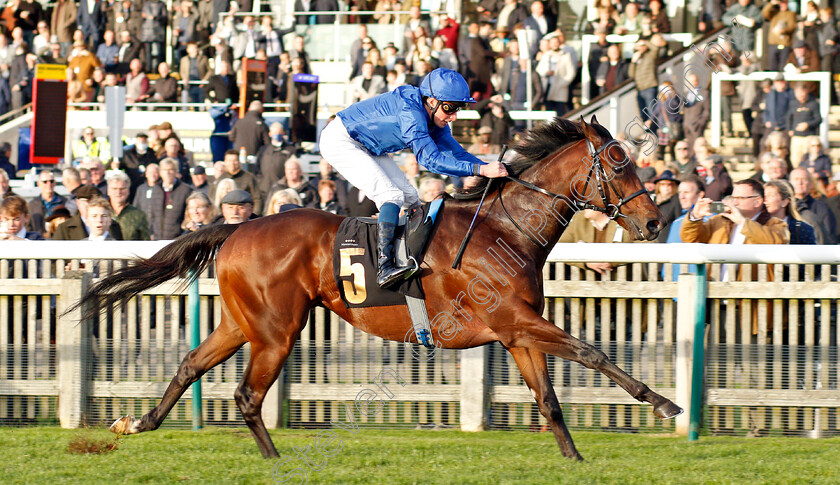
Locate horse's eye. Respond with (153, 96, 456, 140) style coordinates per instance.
(613, 163, 623, 174)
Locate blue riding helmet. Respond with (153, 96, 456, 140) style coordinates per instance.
(419, 68, 476, 104)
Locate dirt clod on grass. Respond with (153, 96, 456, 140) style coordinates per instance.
(66, 434, 120, 455)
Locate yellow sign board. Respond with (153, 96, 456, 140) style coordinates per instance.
(36, 64, 67, 80)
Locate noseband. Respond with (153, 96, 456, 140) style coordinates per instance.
(499, 137, 649, 246)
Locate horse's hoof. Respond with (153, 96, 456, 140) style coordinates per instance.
(653, 401, 684, 420)
(110, 416, 138, 435)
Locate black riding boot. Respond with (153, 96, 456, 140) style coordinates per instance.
(377, 221, 414, 289)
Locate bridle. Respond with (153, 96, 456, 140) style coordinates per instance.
(499, 137, 649, 246)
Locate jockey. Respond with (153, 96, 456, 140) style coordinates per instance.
(321, 67, 508, 289)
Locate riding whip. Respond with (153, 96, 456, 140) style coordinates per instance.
(451, 145, 508, 269)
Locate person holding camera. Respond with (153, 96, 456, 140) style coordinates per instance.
(681, 179, 789, 280)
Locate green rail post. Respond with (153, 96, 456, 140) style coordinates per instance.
(688, 263, 707, 441)
(188, 271, 202, 431)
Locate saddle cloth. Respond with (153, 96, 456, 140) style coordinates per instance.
(333, 199, 443, 308)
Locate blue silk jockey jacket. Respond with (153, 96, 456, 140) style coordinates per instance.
(336, 85, 485, 178)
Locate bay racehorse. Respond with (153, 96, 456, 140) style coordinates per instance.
(74, 117, 682, 461)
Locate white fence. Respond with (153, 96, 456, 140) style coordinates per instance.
(0, 241, 838, 437)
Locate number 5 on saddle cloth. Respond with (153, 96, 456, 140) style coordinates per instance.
(332, 199, 444, 347)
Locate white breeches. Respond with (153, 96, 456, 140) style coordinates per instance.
(319, 117, 419, 210)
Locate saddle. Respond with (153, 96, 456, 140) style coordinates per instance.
(333, 199, 443, 347)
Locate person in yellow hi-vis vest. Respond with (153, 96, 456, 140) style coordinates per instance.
(71, 127, 111, 165)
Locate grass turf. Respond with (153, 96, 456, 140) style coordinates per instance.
(1, 427, 838, 484)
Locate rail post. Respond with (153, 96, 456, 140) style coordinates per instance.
(57, 271, 91, 428)
(188, 271, 202, 430)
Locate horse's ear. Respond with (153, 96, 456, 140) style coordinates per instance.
(590, 115, 600, 126)
(579, 115, 599, 145)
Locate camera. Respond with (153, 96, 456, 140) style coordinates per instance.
(709, 201, 726, 214)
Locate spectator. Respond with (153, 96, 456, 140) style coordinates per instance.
(190, 165, 210, 195)
(255, 122, 294, 199)
(52, 185, 124, 240)
(498, 0, 528, 34)
(61, 167, 82, 214)
(83, 196, 117, 241)
(787, 83, 821, 166)
(229, 100, 271, 156)
(232, 15, 258, 60)
(204, 60, 237, 102)
(141, 61, 178, 103)
(763, 0, 796, 71)
(180, 42, 210, 104)
(77, 0, 105, 49)
(615, 2, 648, 35)
(32, 21, 51, 56)
(265, 188, 302, 215)
(789, 167, 837, 244)
(464, 21, 494, 97)
(558, 209, 637, 275)
(67, 41, 101, 90)
(257, 15, 294, 78)
(751, 153, 788, 182)
(96, 30, 119, 71)
(349, 34, 375, 79)
(587, 27, 610, 97)
(418, 176, 446, 202)
(146, 158, 191, 240)
(317, 180, 344, 215)
(722, 0, 762, 53)
(764, 179, 817, 244)
(0, 142, 15, 178)
(0, 168, 17, 198)
(211, 37, 233, 75)
(737, 53, 759, 139)
(171, 0, 198, 65)
(648, 0, 671, 34)
(0, 195, 42, 240)
(116, 30, 146, 75)
(267, 158, 318, 208)
(692, 137, 732, 201)
(107, 171, 150, 241)
(798, 136, 831, 180)
(213, 148, 261, 213)
(82, 158, 108, 193)
(430, 37, 458, 73)
(213, 177, 236, 211)
(350, 61, 386, 103)
(595, 44, 629, 97)
(44, 206, 71, 239)
(401, 154, 422, 189)
(403, 6, 431, 51)
(216, 189, 256, 224)
(522, 1, 550, 58)
(373, 0, 401, 25)
(308, 157, 348, 210)
(113, 0, 143, 42)
(66, 66, 87, 104)
(41, 42, 65, 64)
(28, 169, 66, 234)
(673, 140, 695, 175)
(536, 35, 575, 116)
(681, 179, 789, 284)
(784, 40, 820, 74)
(124, 58, 149, 103)
(764, 75, 792, 133)
(79, 167, 91, 186)
(141, 0, 167, 72)
(158, 136, 191, 180)
(288, 35, 311, 74)
(649, 83, 683, 160)
(665, 175, 707, 245)
(653, 170, 682, 242)
(346, 185, 377, 217)
(51, 0, 79, 50)
(468, 126, 501, 156)
(121, 133, 157, 198)
(181, 191, 215, 234)
(477, 94, 514, 146)
(817, 7, 839, 76)
(629, 35, 662, 124)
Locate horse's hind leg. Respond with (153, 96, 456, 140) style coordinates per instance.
(111, 313, 247, 435)
(234, 330, 302, 458)
(503, 306, 682, 419)
(508, 347, 583, 461)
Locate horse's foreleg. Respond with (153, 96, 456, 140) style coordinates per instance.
(507, 347, 583, 461)
(111, 317, 247, 435)
(234, 339, 295, 458)
(500, 307, 682, 419)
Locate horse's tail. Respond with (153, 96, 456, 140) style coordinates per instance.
(67, 224, 241, 320)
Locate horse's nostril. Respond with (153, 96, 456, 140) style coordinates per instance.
(646, 220, 661, 234)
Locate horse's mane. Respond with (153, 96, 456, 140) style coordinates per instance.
(455, 117, 609, 200)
